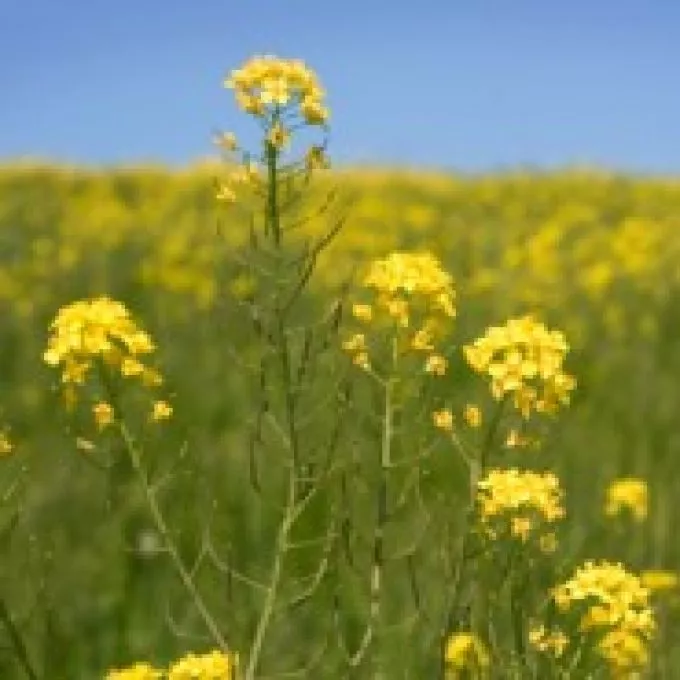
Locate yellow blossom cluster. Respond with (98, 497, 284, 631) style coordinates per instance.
(476, 468, 564, 548)
(106, 650, 237, 680)
(168, 650, 236, 679)
(528, 624, 569, 658)
(552, 561, 655, 674)
(444, 632, 490, 673)
(464, 316, 576, 417)
(225, 55, 329, 126)
(43, 297, 170, 430)
(605, 478, 648, 522)
(343, 252, 456, 374)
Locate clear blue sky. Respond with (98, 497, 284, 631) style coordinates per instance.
(2, 0, 679, 172)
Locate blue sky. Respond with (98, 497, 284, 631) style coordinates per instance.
(2, 0, 679, 172)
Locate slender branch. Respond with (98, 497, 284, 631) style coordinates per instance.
(116, 422, 228, 652)
(244, 467, 296, 680)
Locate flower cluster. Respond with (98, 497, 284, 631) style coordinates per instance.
(552, 561, 655, 674)
(168, 650, 236, 679)
(43, 297, 170, 429)
(476, 468, 564, 549)
(605, 478, 648, 522)
(106, 650, 237, 680)
(225, 55, 329, 126)
(464, 316, 576, 417)
(444, 632, 490, 674)
(343, 252, 456, 374)
(528, 624, 569, 658)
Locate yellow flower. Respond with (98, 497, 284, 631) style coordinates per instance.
(464, 316, 575, 417)
(44, 297, 158, 387)
(216, 184, 237, 203)
(477, 468, 565, 545)
(267, 122, 290, 150)
(605, 478, 648, 521)
(344, 252, 456, 371)
(151, 400, 173, 422)
(528, 625, 569, 657)
(424, 354, 447, 376)
(93, 401, 114, 430)
(433, 409, 454, 432)
(0, 431, 12, 456)
(552, 561, 654, 675)
(225, 55, 327, 126)
(352, 303, 373, 322)
(463, 404, 482, 428)
(105, 662, 161, 680)
(444, 632, 490, 671)
(168, 649, 238, 680)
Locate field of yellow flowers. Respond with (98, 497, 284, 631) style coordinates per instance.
(2, 55, 680, 679)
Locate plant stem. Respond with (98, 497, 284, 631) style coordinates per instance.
(0, 598, 39, 680)
(116, 422, 228, 652)
(243, 467, 296, 680)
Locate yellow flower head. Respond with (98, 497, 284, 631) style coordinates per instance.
(528, 624, 569, 658)
(444, 632, 490, 671)
(463, 404, 482, 428)
(605, 478, 648, 522)
(433, 409, 454, 432)
(225, 55, 329, 125)
(93, 401, 115, 430)
(552, 561, 654, 674)
(464, 315, 575, 417)
(151, 400, 173, 422)
(168, 649, 238, 680)
(477, 468, 564, 547)
(343, 252, 456, 373)
(44, 297, 156, 387)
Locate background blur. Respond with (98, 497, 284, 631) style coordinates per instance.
(2, 2, 680, 678)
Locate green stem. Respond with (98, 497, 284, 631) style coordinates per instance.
(244, 468, 296, 680)
(441, 399, 506, 666)
(0, 598, 39, 680)
(116, 422, 228, 652)
(265, 138, 280, 246)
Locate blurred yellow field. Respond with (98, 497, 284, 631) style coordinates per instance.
(2, 55, 680, 679)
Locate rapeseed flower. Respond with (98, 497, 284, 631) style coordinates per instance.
(464, 316, 575, 417)
(477, 468, 564, 548)
(444, 632, 490, 672)
(552, 561, 654, 674)
(43, 297, 156, 386)
(225, 55, 329, 126)
(168, 649, 237, 679)
(433, 409, 454, 432)
(344, 252, 456, 374)
(605, 478, 648, 522)
(528, 624, 569, 658)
